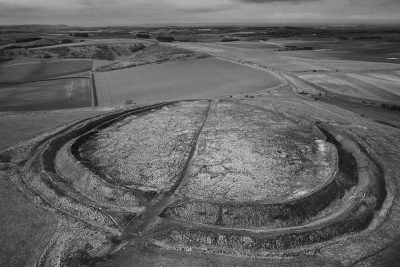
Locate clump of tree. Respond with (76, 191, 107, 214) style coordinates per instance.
(0, 49, 11, 62)
(46, 47, 70, 58)
(128, 43, 145, 53)
(74, 33, 89, 38)
(93, 45, 115, 60)
(156, 36, 175, 42)
(15, 37, 42, 43)
(136, 33, 150, 39)
(221, 37, 240, 42)
(61, 39, 73, 44)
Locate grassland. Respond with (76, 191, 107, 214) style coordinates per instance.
(0, 175, 57, 267)
(0, 59, 92, 84)
(94, 58, 282, 106)
(174, 42, 400, 73)
(347, 73, 400, 97)
(0, 78, 92, 111)
(268, 39, 400, 64)
(0, 108, 106, 150)
(296, 73, 400, 103)
(0, 107, 106, 266)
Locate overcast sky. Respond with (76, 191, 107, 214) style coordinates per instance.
(0, 0, 399, 26)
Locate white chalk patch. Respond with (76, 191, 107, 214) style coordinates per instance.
(315, 140, 326, 152)
(293, 190, 309, 197)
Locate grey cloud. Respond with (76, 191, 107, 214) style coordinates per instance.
(0, 2, 39, 17)
(238, 0, 318, 3)
(177, 5, 233, 13)
(76, 0, 120, 7)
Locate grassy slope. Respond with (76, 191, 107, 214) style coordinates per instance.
(0, 108, 105, 150)
(0, 176, 57, 267)
(0, 108, 106, 265)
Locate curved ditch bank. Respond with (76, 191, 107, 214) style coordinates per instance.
(8, 103, 172, 238)
(3, 99, 387, 265)
(73, 101, 212, 194)
(149, 122, 386, 252)
(38, 103, 174, 229)
(56, 139, 143, 213)
(161, 126, 351, 229)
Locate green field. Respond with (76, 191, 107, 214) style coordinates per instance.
(95, 58, 282, 106)
(298, 73, 400, 103)
(0, 78, 92, 111)
(0, 59, 92, 84)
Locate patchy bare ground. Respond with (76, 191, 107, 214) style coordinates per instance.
(80, 101, 210, 191)
(178, 101, 337, 202)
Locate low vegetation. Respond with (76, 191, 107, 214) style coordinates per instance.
(39, 43, 146, 60)
(156, 35, 175, 42)
(95, 44, 209, 72)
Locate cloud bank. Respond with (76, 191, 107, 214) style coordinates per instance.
(0, 0, 399, 25)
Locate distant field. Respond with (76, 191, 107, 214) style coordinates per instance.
(0, 78, 92, 111)
(298, 74, 377, 99)
(347, 73, 400, 97)
(0, 59, 92, 84)
(368, 72, 400, 83)
(298, 73, 400, 103)
(269, 39, 400, 64)
(174, 42, 400, 73)
(95, 58, 281, 106)
(218, 41, 280, 51)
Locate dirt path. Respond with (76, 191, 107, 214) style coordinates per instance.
(119, 101, 213, 242)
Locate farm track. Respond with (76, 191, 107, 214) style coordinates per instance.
(119, 100, 213, 240)
(90, 71, 98, 107)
